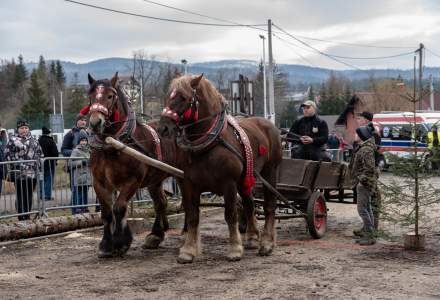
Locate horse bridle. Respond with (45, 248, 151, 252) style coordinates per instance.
(89, 84, 119, 126)
(161, 87, 199, 126)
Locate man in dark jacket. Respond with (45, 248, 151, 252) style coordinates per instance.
(38, 127, 59, 200)
(287, 100, 330, 161)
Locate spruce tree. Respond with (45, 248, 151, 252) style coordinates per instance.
(55, 60, 66, 88)
(13, 55, 27, 91)
(36, 55, 47, 82)
(20, 69, 50, 128)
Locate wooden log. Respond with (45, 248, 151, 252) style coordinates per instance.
(0, 213, 103, 241)
(105, 137, 184, 178)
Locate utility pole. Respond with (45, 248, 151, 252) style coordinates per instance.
(417, 43, 424, 110)
(259, 34, 267, 119)
(60, 90, 63, 116)
(430, 74, 435, 110)
(181, 59, 188, 75)
(267, 19, 275, 124)
(53, 96, 56, 114)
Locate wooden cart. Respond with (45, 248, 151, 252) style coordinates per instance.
(252, 158, 355, 239)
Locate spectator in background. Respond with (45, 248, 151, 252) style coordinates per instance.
(4, 120, 42, 220)
(0, 122, 7, 195)
(327, 130, 343, 161)
(61, 114, 88, 157)
(62, 114, 88, 211)
(69, 131, 91, 214)
(357, 111, 381, 146)
(38, 127, 59, 201)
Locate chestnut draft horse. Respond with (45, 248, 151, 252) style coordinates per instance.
(87, 73, 180, 257)
(158, 74, 282, 263)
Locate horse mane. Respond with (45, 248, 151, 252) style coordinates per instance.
(168, 75, 224, 112)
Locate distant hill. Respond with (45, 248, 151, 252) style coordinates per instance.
(24, 58, 440, 85)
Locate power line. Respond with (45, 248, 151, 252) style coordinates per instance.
(141, 0, 260, 27)
(273, 24, 415, 61)
(272, 33, 318, 68)
(426, 48, 440, 59)
(64, 0, 265, 27)
(282, 33, 415, 50)
(272, 23, 364, 71)
(328, 51, 415, 60)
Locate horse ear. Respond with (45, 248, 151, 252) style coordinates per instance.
(88, 73, 95, 85)
(110, 72, 119, 87)
(190, 73, 203, 89)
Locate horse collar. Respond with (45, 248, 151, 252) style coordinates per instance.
(176, 108, 227, 153)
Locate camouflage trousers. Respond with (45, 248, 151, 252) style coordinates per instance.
(371, 183, 381, 230)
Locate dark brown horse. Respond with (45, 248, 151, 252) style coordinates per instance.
(87, 73, 180, 257)
(158, 74, 282, 263)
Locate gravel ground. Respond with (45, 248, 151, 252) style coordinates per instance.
(1, 197, 440, 300)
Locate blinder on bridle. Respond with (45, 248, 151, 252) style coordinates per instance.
(161, 87, 199, 126)
(89, 83, 119, 125)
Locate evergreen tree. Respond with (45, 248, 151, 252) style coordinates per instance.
(55, 60, 66, 88)
(278, 100, 298, 129)
(67, 72, 87, 114)
(308, 85, 315, 101)
(20, 69, 50, 128)
(13, 55, 27, 91)
(36, 55, 47, 82)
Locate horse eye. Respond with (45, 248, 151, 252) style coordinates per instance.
(107, 95, 113, 100)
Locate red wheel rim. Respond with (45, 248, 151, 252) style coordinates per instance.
(313, 196, 327, 231)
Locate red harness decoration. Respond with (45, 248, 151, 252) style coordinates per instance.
(144, 124, 163, 161)
(226, 115, 255, 196)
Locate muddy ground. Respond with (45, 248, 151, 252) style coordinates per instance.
(1, 195, 440, 300)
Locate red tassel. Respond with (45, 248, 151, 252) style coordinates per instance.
(242, 176, 256, 196)
(183, 108, 192, 121)
(258, 145, 268, 156)
(113, 110, 120, 122)
(79, 106, 90, 116)
(193, 109, 198, 121)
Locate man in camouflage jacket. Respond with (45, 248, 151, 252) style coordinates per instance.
(349, 124, 378, 245)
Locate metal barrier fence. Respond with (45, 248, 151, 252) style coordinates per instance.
(0, 157, 171, 221)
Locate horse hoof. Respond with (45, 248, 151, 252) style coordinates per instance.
(98, 250, 113, 258)
(176, 253, 194, 264)
(244, 238, 259, 250)
(142, 235, 163, 249)
(258, 244, 274, 256)
(226, 253, 242, 262)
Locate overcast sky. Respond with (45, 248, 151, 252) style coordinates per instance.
(2, 0, 440, 70)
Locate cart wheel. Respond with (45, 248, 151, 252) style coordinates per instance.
(306, 191, 327, 239)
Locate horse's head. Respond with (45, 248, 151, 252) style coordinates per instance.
(158, 74, 223, 137)
(87, 72, 121, 134)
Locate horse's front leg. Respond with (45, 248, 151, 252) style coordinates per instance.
(93, 179, 114, 258)
(177, 182, 201, 264)
(143, 182, 169, 249)
(111, 179, 138, 256)
(224, 183, 243, 261)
